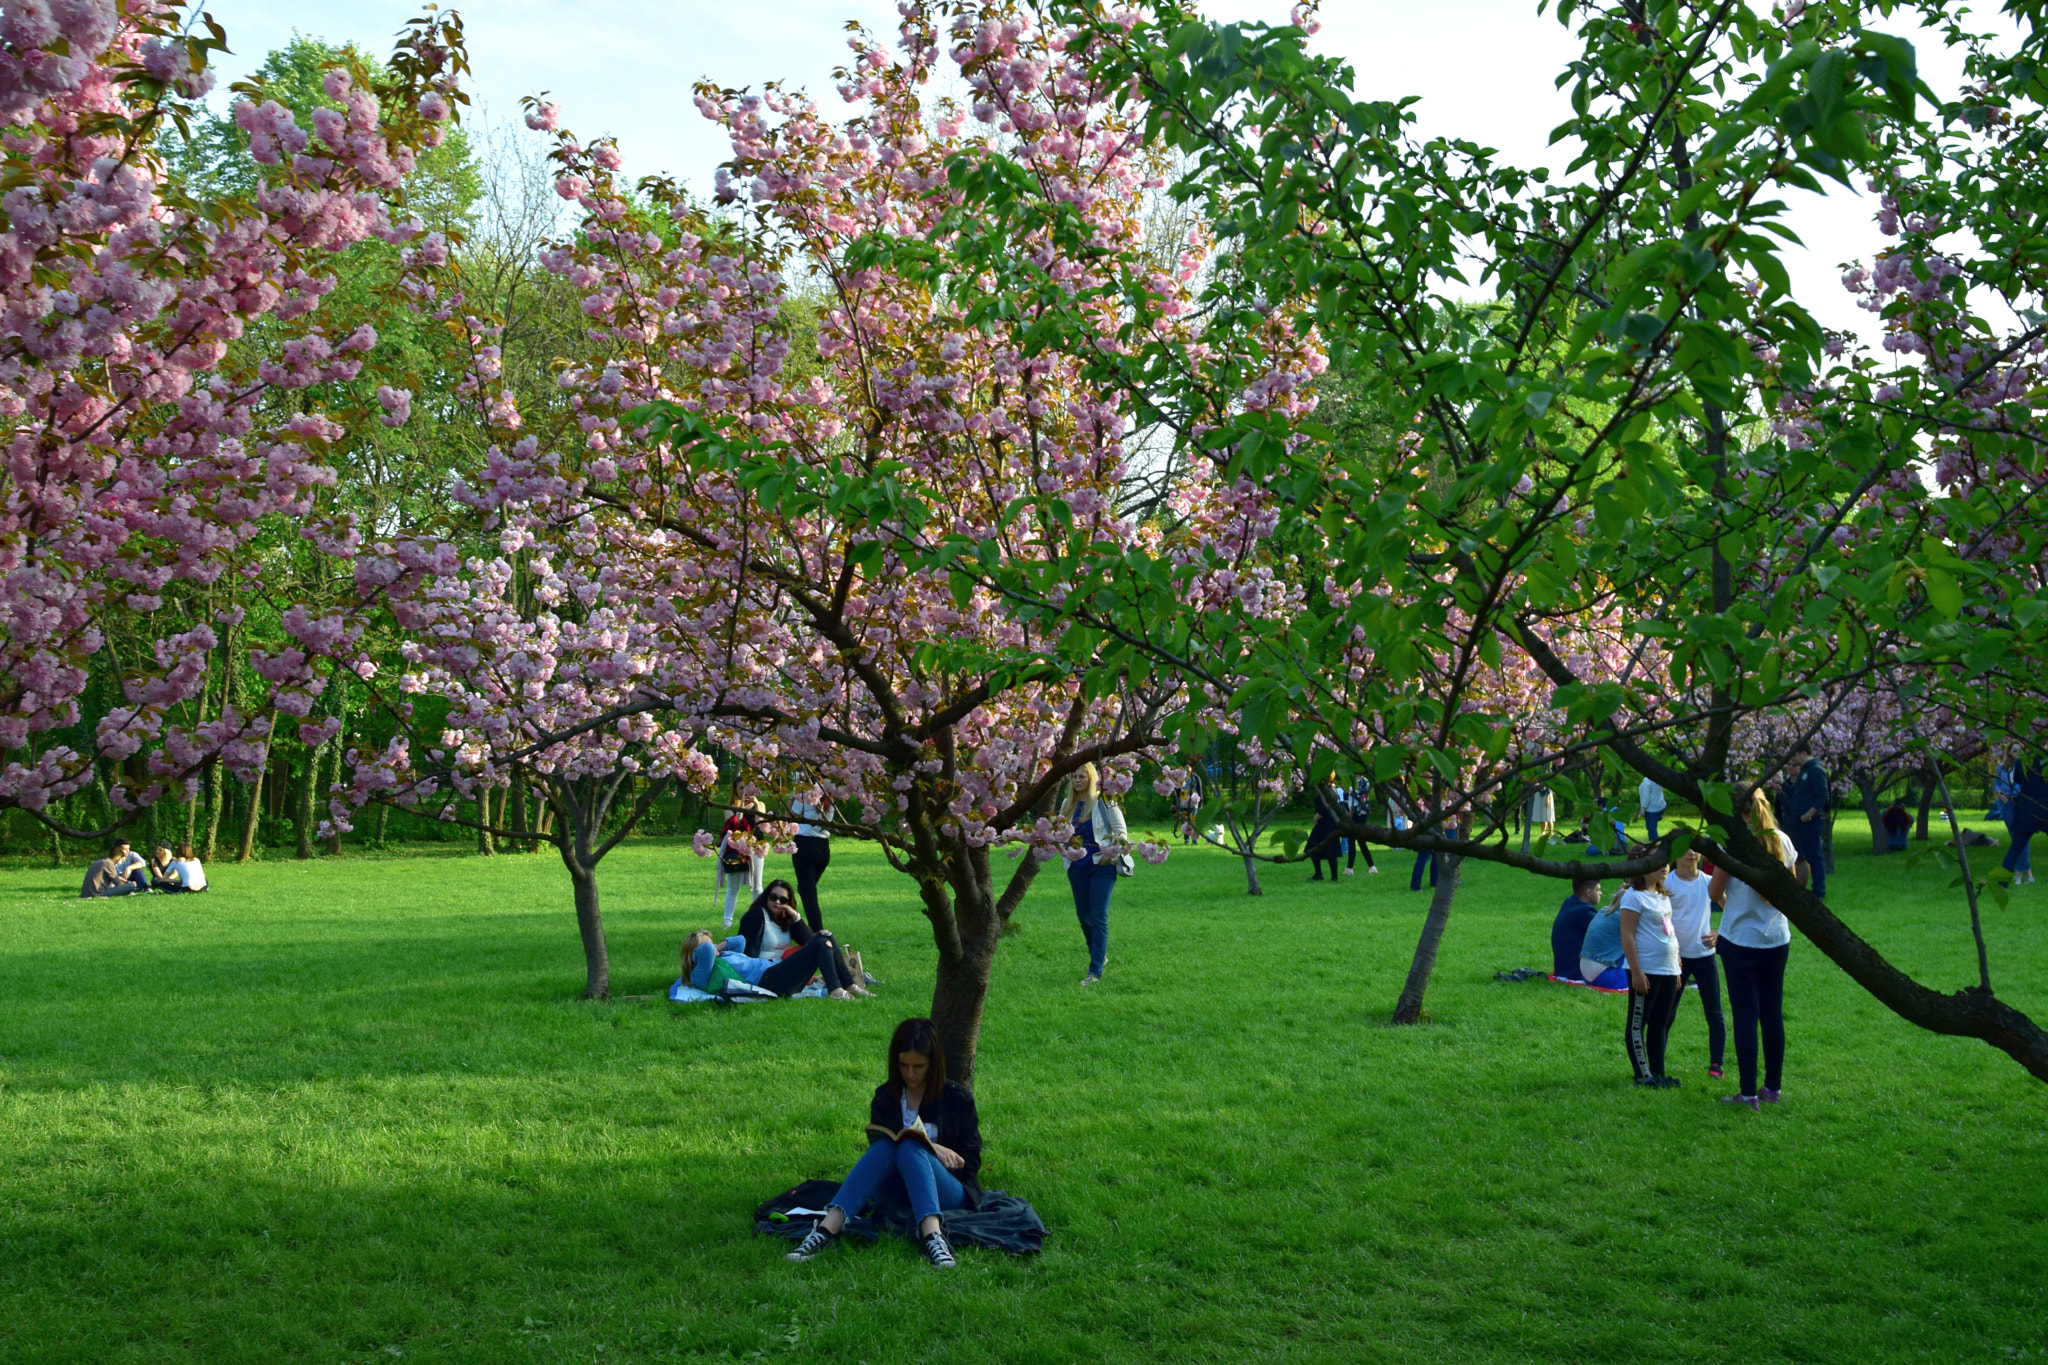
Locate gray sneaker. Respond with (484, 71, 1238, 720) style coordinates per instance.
(920, 1229, 956, 1270)
(785, 1225, 838, 1263)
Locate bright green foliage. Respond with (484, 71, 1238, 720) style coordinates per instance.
(1, 838, 2043, 1362)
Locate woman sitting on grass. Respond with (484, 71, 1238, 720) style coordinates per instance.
(682, 923, 856, 1000)
(786, 1017, 981, 1270)
(159, 843, 208, 893)
(738, 880, 871, 998)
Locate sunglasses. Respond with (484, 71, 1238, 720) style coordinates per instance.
(768, 892, 792, 903)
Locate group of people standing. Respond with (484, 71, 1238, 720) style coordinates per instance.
(1550, 789, 1795, 1109)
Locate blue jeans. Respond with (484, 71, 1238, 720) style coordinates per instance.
(1068, 861, 1114, 976)
(828, 1138, 966, 1224)
(1645, 811, 1662, 842)
(1410, 848, 1437, 891)
(1788, 822, 1826, 898)
(2004, 819, 2039, 876)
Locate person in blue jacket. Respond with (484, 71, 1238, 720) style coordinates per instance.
(1550, 878, 1602, 980)
(2001, 751, 2046, 886)
(1780, 742, 1831, 898)
(682, 926, 855, 999)
(1576, 895, 1631, 990)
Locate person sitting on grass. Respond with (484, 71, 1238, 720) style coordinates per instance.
(1882, 800, 1911, 853)
(682, 926, 856, 1000)
(1576, 892, 1631, 991)
(1549, 877, 1602, 980)
(738, 879, 871, 998)
(147, 844, 176, 887)
(80, 841, 149, 897)
(160, 843, 208, 893)
(785, 1017, 981, 1271)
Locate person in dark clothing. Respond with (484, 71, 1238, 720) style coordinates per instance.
(789, 795, 833, 930)
(2001, 753, 2047, 886)
(1308, 781, 1342, 882)
(1882, 800, 1911, 853)
(1345, 778, 1378, 873)
(737, 880, 871, 998)
(1550, 879, 1602, 980)
(1780, 743, 1831, 898)
(786, 1018, 981, 1270)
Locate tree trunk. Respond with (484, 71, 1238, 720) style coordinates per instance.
(478, 789, 495, 856)
(564, 853, 610, 1000)
(931, 883, 1001, 1090)
(509, 765, 530, 853)
(1391, 854, 1462, 1024)
(50, 824, 61, 869)
(1855, 774, 1885, 855)
(294, 744, 318, 859)
(237, 769, 264, 863)
(322, 728, 343, 856)
(1243, 852, 1263, 894)
(375, 802, 389, 848)
(202, 760, 224, 862)
(1916, 770, 1935, 842)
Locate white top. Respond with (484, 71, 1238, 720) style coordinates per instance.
(791, 799, 830, 840)
(1639, 778, 1666, 813)
(899, 1091, 922, 1129)
(1720, 830, 1795, 949)
(171, 858, 207, 891)
(755, 917, 790, 959)
(1666, 870, 1713, 959)
(112, 850, 146, 877)
(1619, 887, 1679, 975)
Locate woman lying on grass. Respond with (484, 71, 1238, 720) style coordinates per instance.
(736, 880, 872, 998)
(786, 1017, 982, 1270)
(682, 924, 856, 1000)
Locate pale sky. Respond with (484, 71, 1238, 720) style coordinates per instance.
(196, 0, 1983, 345)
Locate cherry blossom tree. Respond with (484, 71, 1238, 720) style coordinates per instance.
(0, 2, 465, 846)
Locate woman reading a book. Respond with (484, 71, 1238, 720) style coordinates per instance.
(785, 1017, 981, 1270)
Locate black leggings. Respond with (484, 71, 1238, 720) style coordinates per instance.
(1718, 939, 1788, 1095)
(792, 835, 831, 931)
(1676, 953, 1726, 1070)
(1625, 973, 1683, 1080)
(759, 936, 847, 996)
(1347, 838, 1375, 870)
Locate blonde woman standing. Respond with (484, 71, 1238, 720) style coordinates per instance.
(1065, 763, 1128, 986)
(1709, 789, 1799, 1111)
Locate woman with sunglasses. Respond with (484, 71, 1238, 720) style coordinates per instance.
(739, 879, 873, 998)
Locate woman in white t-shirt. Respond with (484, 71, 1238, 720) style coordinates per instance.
(1618, 852, 1683, 1089)
(1665, 848, 1724, 1079)
(1709, 790, 1798, 1110)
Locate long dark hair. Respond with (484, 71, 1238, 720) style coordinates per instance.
(885, 1017, 945, 1095)
(748, 879, 797, 922)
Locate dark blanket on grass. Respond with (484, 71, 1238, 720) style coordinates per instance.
(753, 1179, 1046, 1254)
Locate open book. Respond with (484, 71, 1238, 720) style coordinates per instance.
(863, 1117, 940, 1151)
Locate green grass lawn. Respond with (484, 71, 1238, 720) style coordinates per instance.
(2, 828, 2044, 1364)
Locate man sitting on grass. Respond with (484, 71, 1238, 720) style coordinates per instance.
(1550, 878, 1603, 980)
(80, 841, 150, 897)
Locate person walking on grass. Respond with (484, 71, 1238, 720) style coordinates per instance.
(1346, 777, 1378, 874)
(1666, 847, 1726, 1080)
(1998, 749, 2045, 886)
(1710, 789, 1799, 1111)
(786, 1017, 982, 1270)
(1308, 776, 1342, 883)
(1065, 762, 1127, 985)
(1780, 742, 1830, 898)
(1619, 850, 1683, 1090)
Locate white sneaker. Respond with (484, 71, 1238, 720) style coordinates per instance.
(1342, 868, 1355, 876)
(1368, 866, 1380, 875)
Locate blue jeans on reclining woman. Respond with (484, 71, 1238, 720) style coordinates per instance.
(825, 1137, 966, 1225)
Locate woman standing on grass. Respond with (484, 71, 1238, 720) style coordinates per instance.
(1619, 850, 1683, 1089)
(786, 1017, 981, 1270)
(1065, 763, 1127, 986)
(717, 796, 765, 929)
(1709, 789, 1799, 1111)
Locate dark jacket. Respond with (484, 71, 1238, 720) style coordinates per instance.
(737, 905, 819, 959)
(1550, 896, 1599, 979)
(2015, 760, 2048, 825)
(1309, 789, 1342, 854)
(870, 1078, 982, 1206)
(1782, 759, 1829, 824)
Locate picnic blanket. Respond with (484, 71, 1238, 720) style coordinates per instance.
(1492, 968, 1696, 996)
(754, 1178, 1046, 1255)
(668, 977, 828, 1003)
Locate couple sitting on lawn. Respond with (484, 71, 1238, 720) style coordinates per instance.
(682, 879, 874, 1000)
(80, 840, 208, 897)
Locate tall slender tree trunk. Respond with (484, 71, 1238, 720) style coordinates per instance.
(563, 850, 610, 1000)
(1243, 852, 1263, 895)
(295, 745, 318, 860)
(931, 885, 1000, 1090)
(237, 768, 264, 863)
(50, 825, 62, 869)
(1392, 854, 1463, 1024)
(1855, 774, 1886, 855)
(323, 713, 345, 856)
(375, 802, 389, 848)
(478, 788, 496, 856)
(509, 765, 530, 853)
(202, 760, 225, 862)
(1916, 768, 1936, 842)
